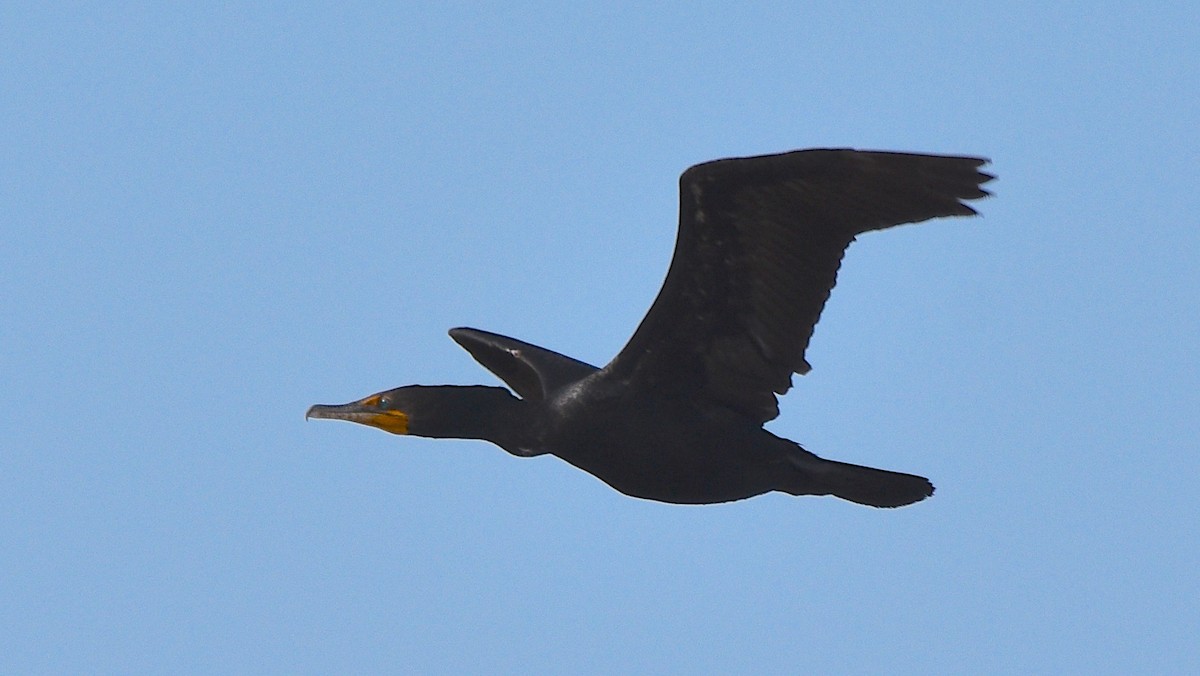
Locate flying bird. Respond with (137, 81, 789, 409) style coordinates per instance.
(308, 149, 992, 507)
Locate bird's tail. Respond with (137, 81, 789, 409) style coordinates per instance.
(787, 451, 934, 508)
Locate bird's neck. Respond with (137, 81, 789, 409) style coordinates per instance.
(413, 386, 540, 457)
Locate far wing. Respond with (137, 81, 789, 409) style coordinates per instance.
(450, 327, 597, 401)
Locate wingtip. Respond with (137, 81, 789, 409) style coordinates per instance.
(447, 327, 480, 346)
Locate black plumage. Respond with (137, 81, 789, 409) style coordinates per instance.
(308, 148, 992, 507)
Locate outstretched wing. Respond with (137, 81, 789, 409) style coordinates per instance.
(604, 149, 993, 423)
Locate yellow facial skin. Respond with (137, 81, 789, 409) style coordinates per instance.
(360, 409, 409, 435)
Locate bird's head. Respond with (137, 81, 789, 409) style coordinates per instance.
(306, 386, 414, 434)
(306, 384, 527, 442)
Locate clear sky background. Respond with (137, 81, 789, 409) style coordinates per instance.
(4, 3, 1198, 674)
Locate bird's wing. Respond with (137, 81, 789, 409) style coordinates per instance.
(449, 327, 598, 401)
(604, 149, 993, 423)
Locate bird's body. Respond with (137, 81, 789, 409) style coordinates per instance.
(539, 373, 787, 504)
(308, 149, 992, 507)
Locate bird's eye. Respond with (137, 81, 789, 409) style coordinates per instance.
(378, 396, 390, 408)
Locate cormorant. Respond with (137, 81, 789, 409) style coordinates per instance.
(308, 149, 992, 507)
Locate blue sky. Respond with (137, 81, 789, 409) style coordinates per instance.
(3, 3, 1198, 673)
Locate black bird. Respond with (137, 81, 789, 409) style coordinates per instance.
(308, 149, 992, 507)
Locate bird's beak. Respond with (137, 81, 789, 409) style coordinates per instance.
(306, 399, 410, 435)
